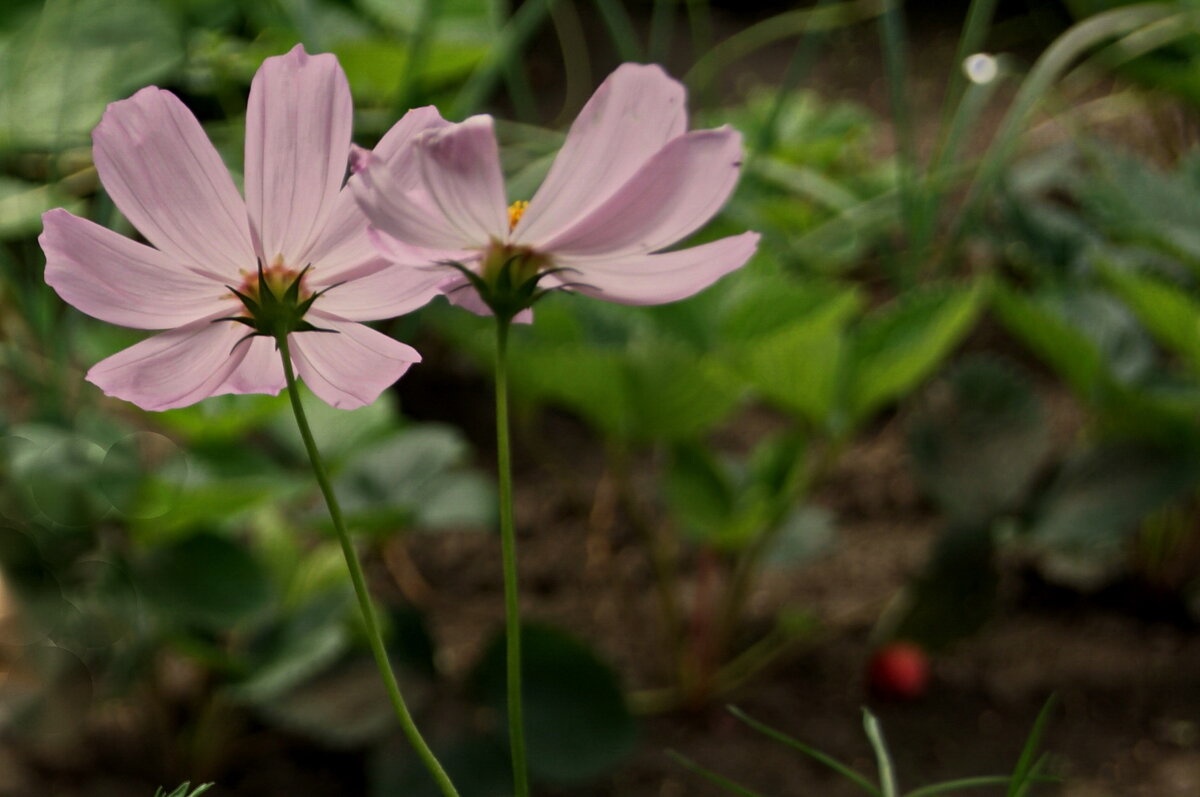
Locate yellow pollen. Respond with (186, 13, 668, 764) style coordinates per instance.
(507, 200, 529, 231)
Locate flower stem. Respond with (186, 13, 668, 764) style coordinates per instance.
(276, 333, 459, 797)
(494, 318, 531, 797)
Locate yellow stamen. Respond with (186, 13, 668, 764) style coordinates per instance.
(507, 200, 529, 231)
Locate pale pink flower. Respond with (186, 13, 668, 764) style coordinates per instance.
(41, 45, 444, 411)
(351, 63, 759, 314)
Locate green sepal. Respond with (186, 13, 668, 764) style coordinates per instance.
(214, 259, 339, 344)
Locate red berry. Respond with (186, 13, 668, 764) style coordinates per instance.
(868, 641, 930, 700)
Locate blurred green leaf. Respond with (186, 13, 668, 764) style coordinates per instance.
(894, 522, 997, 650)
(1102, 265, 1200, 374)
(665, 443, 736, 540)
(472, 623, 637, 784)
(848, 281, 987, 422)
(269, 386, 396, 463)
(0, 0, 184, 149)
(0, 177, 85, 240)
(1029, 443, 1200, 554)
(909, 356, 1050, 524)
(992, 285, 1109, 398)
(762, 504, 835, 567)
(372, 733, 511, 797)
(139, 532, 271, 629)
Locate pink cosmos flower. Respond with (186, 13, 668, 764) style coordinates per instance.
(351, 63, 759, 315)
(40, 45, 444, 411)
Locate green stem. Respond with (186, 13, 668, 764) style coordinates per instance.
(276, 333, 460, 797)
(494, 319, 531, 797)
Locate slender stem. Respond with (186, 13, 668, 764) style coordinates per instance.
(276, 333, 460, 797)
(493, 319, 530, 797)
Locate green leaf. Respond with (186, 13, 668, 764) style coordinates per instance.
(624, 344, 742, 440)
(848, 282, 987, 423)
(762, 504, 835, 567)
(1029, 443, 1199, 554)
(334, 423, 492, 533)
(472, 624, 637, 783)
(908, 356, 1049, 524)
(510, 344, 630, 439)
(139, 532, 271, 630)
(0, 0, 184, 149)
(665, 443, 737, 541)
(1101, 265, 1200, 374)
(992, 285, 1109, 399)
(252, 654, 421, 748)
(894, 522, 997, 651)
(371, 733, 511, 797)
(0, 177, 85, 239)
(269, 387, 397, 463)
(719, 277, 860, 426)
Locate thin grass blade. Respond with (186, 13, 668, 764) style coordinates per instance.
(729, 706, 883, 796)
(668, 750, 770, 797)
(1008, 696, 1057, 797)
(863, 709, 899, 797)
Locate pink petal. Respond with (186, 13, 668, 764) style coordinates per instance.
(41, 209, 233, 330)
(515, 64, 686, 245)
(211, 335, 286, 396)
(540, 127, 744, 258)
(86, 317, 254, 411)
(290, 314, 421, 409)
(414, 115, 508, 243)
(351, 133, 472, 253)
(245, 45, 352, 266)
(305, 108, 459, 283)
(299, 188, 391, 285)
(311, 261, 447, 322)
(561, 232, 759, 305)
(92, 87, 255, 281)
(372, 105, 449, 162)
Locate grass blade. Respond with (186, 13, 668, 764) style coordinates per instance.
(593, 0, 644, 61)
(685, 0, 885, 98)
(945, 2, 1182, 251)
(1008, 696, 1057, 797)
(906, 775, 1027, 797)
(752, 0, 837, 157)
(649, 0, 675, 63)
(729, 706, 883, 796)
(668, 750, 770, 797)
(454, 0, 560, 119)
(863, 709, 899, 797)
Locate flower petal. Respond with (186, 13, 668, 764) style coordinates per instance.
(86, 317, 254, 411)
(414, 115, 508, 243)
(515, 63, 687, 245)
(312, 261, 447, 322)
(212, 335, 286, 396)
(315, 111, 451, 280)
(561, 231, 759, 305)
(41, 209, 232, 330)
(245, 45, 353, 266)
(92, 87, 255, 281)
(540, 127, 744, 258)
(351, 128, 472, 253)
(290, 314, 421, 409)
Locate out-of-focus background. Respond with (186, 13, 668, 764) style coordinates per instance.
(4, 0, 1200, 794)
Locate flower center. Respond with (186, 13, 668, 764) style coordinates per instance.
(235, 256, 309, 305)
(218, 256, 334, 343)
(507, 200, 529, 231)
